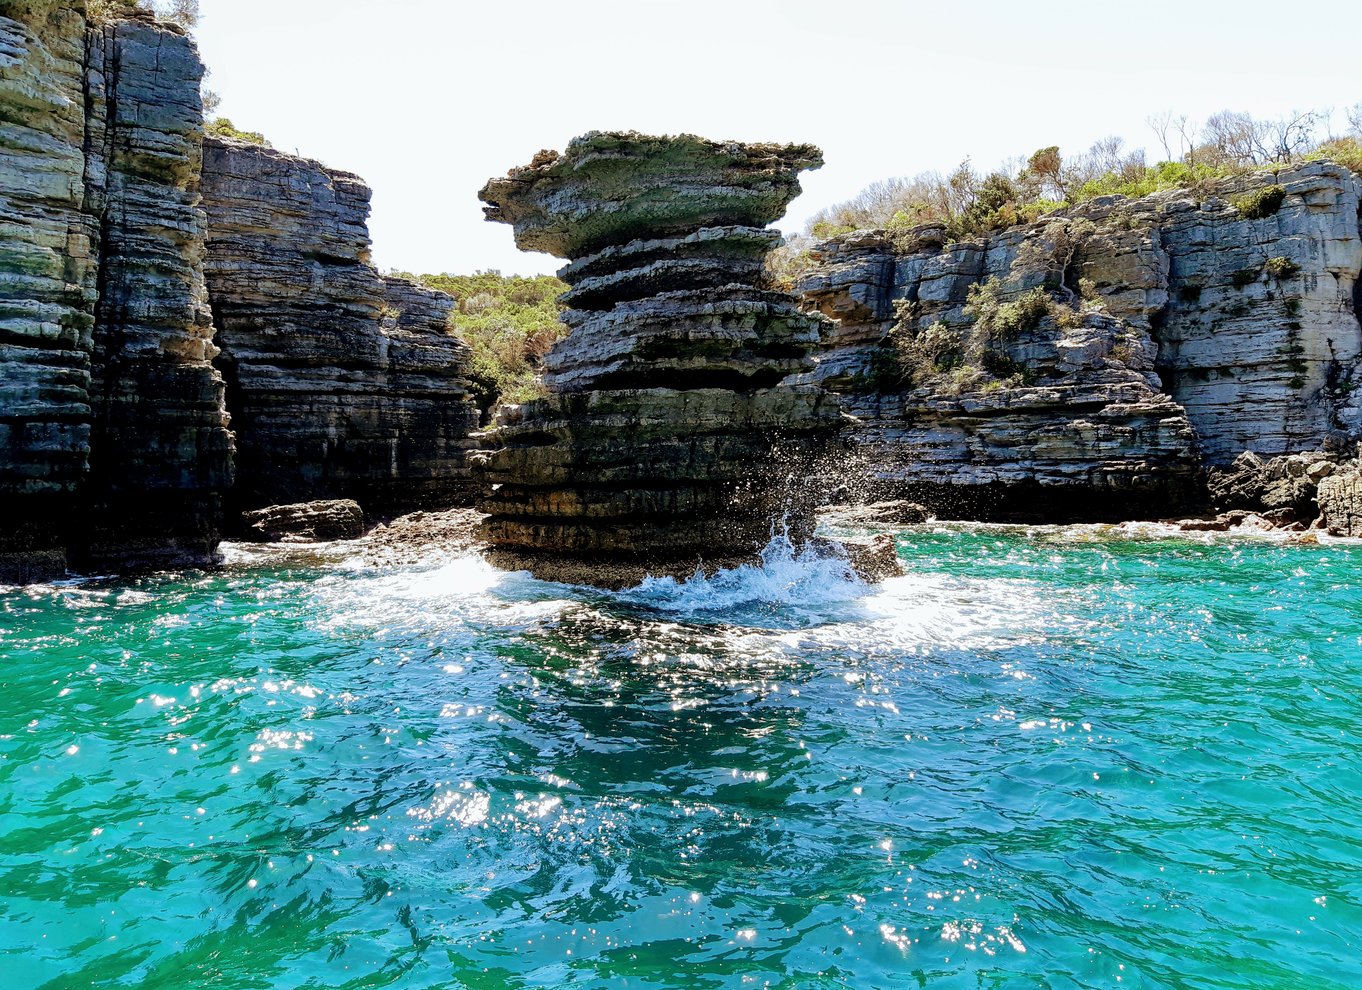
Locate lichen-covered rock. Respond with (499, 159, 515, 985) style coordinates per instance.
(79, 16, 234, 572)
(475, 132, 842, 586)
(1317, 468, 1362, 536)
(240, 499, 365, 542)
(201, 138, 480, 516)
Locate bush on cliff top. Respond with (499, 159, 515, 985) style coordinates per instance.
(806, 106, 1362, 246)
(403, 271, 569, 412)
(206, 118, 270, 147)
(89, 0, 199, 27)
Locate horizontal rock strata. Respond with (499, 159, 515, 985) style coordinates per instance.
(475, 131, 842, 586)
(0, 4, 232, 580)
(201, 138, 480, 516)
(0, 0, 99, 581)
(799, 162, 1362, 519)
(799, 230, 1202, 520)
(81, 15, 234, 571)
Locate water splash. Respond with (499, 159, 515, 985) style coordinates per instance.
(622, 529, 869, 619)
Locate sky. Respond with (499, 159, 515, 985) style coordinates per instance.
(194, 0, 1362, 277)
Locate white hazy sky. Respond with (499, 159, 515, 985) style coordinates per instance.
(195, 0, 1361, 277)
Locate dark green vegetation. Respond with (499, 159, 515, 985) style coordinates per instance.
(205, 118, 269, 146)
(806, 105, 1362, 242)
(401, 271, 569, 410)
(1234, 185, 1287, 220)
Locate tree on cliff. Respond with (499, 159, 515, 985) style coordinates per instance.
(88, 0, 199, 28)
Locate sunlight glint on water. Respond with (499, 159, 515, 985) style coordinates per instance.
(1, 526, 1360, 988)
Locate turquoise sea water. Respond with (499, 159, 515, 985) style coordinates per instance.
(1, 527, 1360, 989)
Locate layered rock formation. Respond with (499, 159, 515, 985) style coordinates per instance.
(475, 132, 843, 585)
(200, 137, 479, 516)
(82, 14, 233, 570)
(799, 162, 1362, 519)
(0, 0, 97, 581)
(0, 3, 231, 580)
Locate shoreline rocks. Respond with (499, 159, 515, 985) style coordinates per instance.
(240, 499, 365, 542)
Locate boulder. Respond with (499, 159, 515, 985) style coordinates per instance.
(1317, 468, 1362, 537)
(240, 500, 366, 542)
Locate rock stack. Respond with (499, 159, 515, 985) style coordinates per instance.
(474, 131, 843, 587)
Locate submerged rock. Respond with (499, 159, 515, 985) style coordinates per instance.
(474, 132, 843, 587)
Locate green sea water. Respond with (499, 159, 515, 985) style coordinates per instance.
(1, 527, 1360, 989)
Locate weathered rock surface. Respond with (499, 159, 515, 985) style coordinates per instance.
(799, 162, 1362, 518)
(0, 5, 231, 580)
(201, 138, 479, 515)
(81, 15, 234, 571)
(799, 229, 1202, 520)
(1317, 467, 1362, 536)
(240, 499, 365, 542)
(1206, 448, 1342, 520)
(0, 0, 99, 581)
(475, 131, 842, 586)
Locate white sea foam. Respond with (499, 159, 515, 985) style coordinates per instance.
(620, 530, 869, 619)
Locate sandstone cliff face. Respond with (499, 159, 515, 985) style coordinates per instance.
(200, 137, 478, 516)
(0, 3, 231, 580)
(475, 132, 843, 586)
(799, 162, 1362, 519)
(81, 15, 233, 570)
(0, 0, 98, 580)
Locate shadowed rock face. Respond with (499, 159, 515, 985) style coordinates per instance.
(81, 16, 234, 572)
(0, 5, 232, 580)
(474, 131, 842, 587)
(201, 137, 480, 517)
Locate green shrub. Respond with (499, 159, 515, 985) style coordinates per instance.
(1233, 185, 1286, 219)
(1230, 267, 1261, 289)
(1263, 256, 1301, 280)
(1304, 137, 1362, 176)
(964, 280, 1051, 341)
(402, 270, 568, 412)
(206, 118, 270, 146)
(890, 320, 964, 386)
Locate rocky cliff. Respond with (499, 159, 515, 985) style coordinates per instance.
(200, 137, 479, 516)
(798, 161, 1362, 519)
(0, 2, 231, 581)
(82, 14, 233, 570)
(0, 5, 479, 582)
(0, 0, 96, 581)
(475, 132, 843, 586)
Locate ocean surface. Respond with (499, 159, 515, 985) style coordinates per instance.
(2, 525, 1360, 989)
